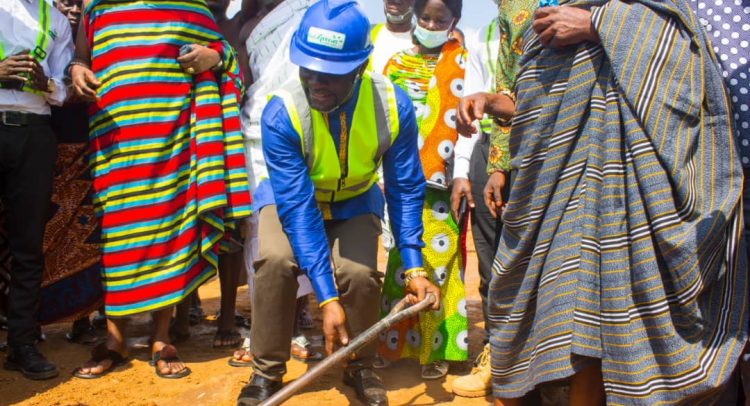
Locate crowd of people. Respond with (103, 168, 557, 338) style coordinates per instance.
(0, 0, 749, 405)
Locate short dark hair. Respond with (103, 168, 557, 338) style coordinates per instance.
(413, 0, 462, 21)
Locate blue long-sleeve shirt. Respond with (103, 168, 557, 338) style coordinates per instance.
(258, 80, 425, 304)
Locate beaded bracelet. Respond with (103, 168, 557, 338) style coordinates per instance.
(404, 269, 429, 286)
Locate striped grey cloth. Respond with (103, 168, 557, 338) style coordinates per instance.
(489, 0, 748, 403)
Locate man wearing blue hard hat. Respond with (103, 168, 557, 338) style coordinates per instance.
(238, 1, 440, 405)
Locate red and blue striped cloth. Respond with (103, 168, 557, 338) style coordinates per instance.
(84, 0, 252, 317)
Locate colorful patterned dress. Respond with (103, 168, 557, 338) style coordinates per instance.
(84, 0, 252, 317)
(378, 40, 469, 364)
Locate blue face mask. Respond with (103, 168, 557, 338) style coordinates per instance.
(413, 23, 452, 49)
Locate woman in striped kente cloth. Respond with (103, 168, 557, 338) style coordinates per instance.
(68, 0, 252, 379)
(488, 0, 748, 404)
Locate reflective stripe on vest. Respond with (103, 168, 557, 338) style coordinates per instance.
(0, 0, 50, 95)
(272, 71, 400, 203)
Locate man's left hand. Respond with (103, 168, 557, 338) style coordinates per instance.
(406, 276, 440, 310)
(28, 59, 49, 91)
(532, 6, 600, 48)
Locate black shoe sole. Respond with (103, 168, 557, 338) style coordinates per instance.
(4, 361, 59, 380)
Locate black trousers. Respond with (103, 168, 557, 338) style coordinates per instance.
(0, 120, 56, 346)
(468, 135, 507, 343)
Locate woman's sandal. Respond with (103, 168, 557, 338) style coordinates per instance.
(421, 360, 449, 380)
(73, 343, 130, 379)
(150, 345, 191, 379)
(290, 335, 323, 363)
(213, 329, 242, 349)
(228, 337, 253, 367)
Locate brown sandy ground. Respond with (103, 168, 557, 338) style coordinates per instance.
(0, 237, 490, 406)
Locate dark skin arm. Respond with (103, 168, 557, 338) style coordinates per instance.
(456, 92, 515, 137)
(483, 171, 507, 218)
(70, 0, 100, 101)
(27, 59, 48, 91)
(320, 275, 440, 355)
(0, 52, 36, 83)
(0, 49, 49, 91)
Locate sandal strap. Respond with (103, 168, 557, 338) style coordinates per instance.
(154, 344, 179, 362)
(90, 343, 125, 364)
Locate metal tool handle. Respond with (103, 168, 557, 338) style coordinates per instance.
(260, 293, 437, 406)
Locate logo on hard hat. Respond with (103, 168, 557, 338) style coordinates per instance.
(307, 27, 347, 50)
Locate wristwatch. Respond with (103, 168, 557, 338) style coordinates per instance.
(46, 77, 56, 93)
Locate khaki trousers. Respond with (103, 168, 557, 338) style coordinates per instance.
(250, 205, 382, 379)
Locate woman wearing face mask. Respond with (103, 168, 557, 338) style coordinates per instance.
(377, 0, 466, 381)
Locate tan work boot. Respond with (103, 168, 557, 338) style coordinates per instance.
(451, 343, 491, 398)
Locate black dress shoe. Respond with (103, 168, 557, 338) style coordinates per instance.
(343, 368, 388, 406)
(237, 373, 283, 406)
(4, 344, 59, 380)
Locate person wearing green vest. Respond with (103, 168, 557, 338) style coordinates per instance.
(238, 1, 438, 405)
(0, 0, 73, 380)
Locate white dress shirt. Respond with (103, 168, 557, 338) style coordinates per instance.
(370, 26, 413, 75)
(241, 0, 315, 192)
(241, 0, 315, 300)
(0, 0, 73, 115)
(453, 18, 500, 180)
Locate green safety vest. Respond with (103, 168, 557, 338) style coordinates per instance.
(365, 23, 385, 72)
(479, 18, 498, 134)
(0, 0, 51, 95)
(272, 71, 400, 203)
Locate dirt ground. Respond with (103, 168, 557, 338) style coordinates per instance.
(0, 235, 490, 406)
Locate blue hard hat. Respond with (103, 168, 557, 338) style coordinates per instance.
(290, 0, 373, 75)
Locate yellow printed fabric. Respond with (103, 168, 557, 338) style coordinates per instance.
(378, 40, 469, 364)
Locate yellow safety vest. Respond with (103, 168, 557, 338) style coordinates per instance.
(272, 71, 400, 203)
(0, 0, 50, 95)
(365, 23, 385, 72)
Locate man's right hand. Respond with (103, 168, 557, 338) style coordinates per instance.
(457, 92, 490, 137)
(321, 300, 349, 356)
(70, 64, 100, 102)
(0, 53, 36, 83)
(450, 178, 475, 222)
(484, 171, 507, 218)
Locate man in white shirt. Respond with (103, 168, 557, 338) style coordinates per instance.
(368, 0, 414, 75)
(0, 0, 73, 380)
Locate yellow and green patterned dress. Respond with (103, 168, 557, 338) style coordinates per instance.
(378, 40, 469, 364)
